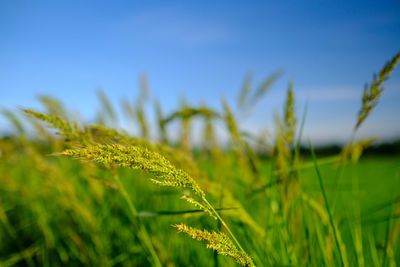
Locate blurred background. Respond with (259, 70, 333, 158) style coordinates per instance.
(1, 0, 400, 144)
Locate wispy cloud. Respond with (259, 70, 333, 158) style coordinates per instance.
(296, 80, 400, 102)
(297, 86, 361, 102)
(118, 7, 232, 47)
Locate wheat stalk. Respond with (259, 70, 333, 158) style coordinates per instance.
(61, 143, 254, 266)
(62, 144, 206, 198)
(174, 224, 254, 267)
(355, 51, 400, 130)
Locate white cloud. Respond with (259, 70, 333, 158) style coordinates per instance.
(297, 86, 361, 102)
(118, 7, 232, 47)
(295, 81, 400, 102)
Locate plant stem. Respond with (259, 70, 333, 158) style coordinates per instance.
(203, 198, 245, 253)
(332, 130, 356, 211)
(111, 168, 162, 267)
(309, 140, 345, 267)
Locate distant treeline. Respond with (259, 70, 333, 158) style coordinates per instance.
(298, 139, 400, 157)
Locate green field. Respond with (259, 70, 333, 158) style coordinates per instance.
(1, 52, 400, 266)
(1, 136, 399, 266)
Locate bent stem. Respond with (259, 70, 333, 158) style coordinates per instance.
(203, 198, 245, 254)
(110, 167, 162, 267)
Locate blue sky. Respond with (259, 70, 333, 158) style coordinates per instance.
(1, 0, 400, 144)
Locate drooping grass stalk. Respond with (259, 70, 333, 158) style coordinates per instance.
(333, 52, 400, 211)
(61, 143, 253, 266)
(37, 95, 68, 119)
(174, 224, 254, 267)
(238, 71, 253, 110)
(248, 70, 283, 107)
(2, 109, 25, 136)
(355, 51, 400, 131)
(203, 198, 245, 253)
(309, 140, 345, 267)
(163, 104, 220, 152)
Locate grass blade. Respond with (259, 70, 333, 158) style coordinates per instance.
(309, 139, 346, 267)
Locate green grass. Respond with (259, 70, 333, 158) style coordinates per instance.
(1, 142, 399, 266)
(0, 51, 399, 266)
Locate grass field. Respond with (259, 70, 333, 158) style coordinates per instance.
(0, 52, 399, 266)
(0, 144, 399, 266)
